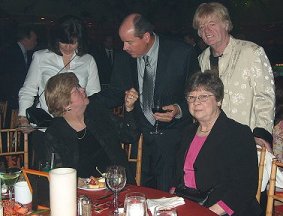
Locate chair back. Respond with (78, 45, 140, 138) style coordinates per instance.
(22, 168, 50, 210)
(0, 101, 8, 128)
(10, 109, 19, 129)
(122, 134, 143, 186)
(0, 128, 29, 168)
(266, 159, 283, 216)
(256, 146, 266, 202)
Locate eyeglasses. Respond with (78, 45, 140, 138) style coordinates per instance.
(186, 94, 214, 103)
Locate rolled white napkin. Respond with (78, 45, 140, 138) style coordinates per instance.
(146, 196, 185, 214)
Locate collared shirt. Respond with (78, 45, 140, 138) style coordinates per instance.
(137, 33, 159, 105)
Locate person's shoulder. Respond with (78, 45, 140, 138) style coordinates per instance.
(33, 49, 53, 58)
(46, 117, 67, 132)
(233, 37, 263, 53)
(159, 35, 192, 50)
(77, 53, 99, 64)
(222, 112, 252, 133)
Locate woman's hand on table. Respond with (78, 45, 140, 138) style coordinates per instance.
(125, 88, 139, 112)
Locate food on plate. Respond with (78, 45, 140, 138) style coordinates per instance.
(78, 176, 106, 189)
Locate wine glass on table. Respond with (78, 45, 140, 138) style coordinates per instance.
(151, 99, 165, 135)
(0, 167, 21, 200)
(106, 165, 127, 216)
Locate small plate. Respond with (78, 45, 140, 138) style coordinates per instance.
(78, 178, 106, 191)
(78, 186, 106, 191)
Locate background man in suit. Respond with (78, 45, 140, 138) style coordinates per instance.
(108, 13, 198, 191)
(0, 24, 37, 109)
(91, 34, 115, 89)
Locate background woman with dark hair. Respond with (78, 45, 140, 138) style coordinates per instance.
(18, 15, 100, 128)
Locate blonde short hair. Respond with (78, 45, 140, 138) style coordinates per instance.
(193, 2, 233, 32)
(45, 72, 79, 117)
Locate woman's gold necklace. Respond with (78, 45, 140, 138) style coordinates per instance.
(77, 127, 87, 140)
(198, 110, 220, 133)
(199, 127, 211, 133)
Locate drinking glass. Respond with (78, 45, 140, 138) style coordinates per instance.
(124, 192, 147, 216)
(151, 99, 164, 135)
(0, 167, 21, 200)
(154, 206, 177, 216)
(106, 165, 127, 216)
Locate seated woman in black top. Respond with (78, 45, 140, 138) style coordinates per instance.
(171, 71, 261, 215)
(37, 72, 138, 183)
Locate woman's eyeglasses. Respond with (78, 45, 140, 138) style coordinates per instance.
(186, 94, 214, 103)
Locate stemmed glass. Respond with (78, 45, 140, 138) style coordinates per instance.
(106, 165, 127, 216)
(151, 99, 165, 135)
(0, 167, 21, 200)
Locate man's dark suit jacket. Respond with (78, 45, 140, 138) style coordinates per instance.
(109, 36, 198, 130)
(175, 111, 261, 215)
(0, 43, 32, 108)
(91, 46, 114, 85)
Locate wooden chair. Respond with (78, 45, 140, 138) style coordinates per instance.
(10, 109, 19, 129)
(122, 134, 143, 186)
(22, 168, 50, 210)
(256, 146, 266, 202)
(266, 159, 283, 216)
(0, 128, 29, 168)
(0, 101, 8, 128)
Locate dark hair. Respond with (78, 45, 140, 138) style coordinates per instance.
(185, 70, 224, 102)
(45, 72, 79, 117)
(48, 15, 87, 56)
(16, 24, 35, 41)
(133, 14, 154, 38)
(275, 76, 283, 125)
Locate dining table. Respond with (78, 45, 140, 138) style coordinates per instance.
(78, 184, 217, 216)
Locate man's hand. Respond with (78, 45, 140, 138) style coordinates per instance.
(124, 88, 139, 112)
(153, 104, 180, 122)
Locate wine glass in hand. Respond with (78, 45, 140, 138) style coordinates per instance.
(106, 165, 127, 216)
(151, 99, 165, 134)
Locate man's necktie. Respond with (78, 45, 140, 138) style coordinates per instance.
(107, 50, 113, 64)
(142, 55, 155, 125)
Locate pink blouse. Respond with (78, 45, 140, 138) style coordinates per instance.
(184, 134, 207, 188)
(183, 134, 234, 215)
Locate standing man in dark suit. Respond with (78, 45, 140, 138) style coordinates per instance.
(108, 13, 198, 191)
(0, 24, 37, 109)
(91, 35, 115, 89)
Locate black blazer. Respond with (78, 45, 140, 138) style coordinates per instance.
(34, 99, 138, 184)
(0, 43, 32, 107)
(105, 36, 198, 130)
(91, 46, 115, 85)
(175, 111, 261, 215)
